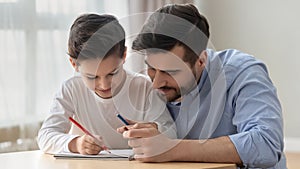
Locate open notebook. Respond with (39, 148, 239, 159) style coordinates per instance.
(54, 149, 134, 160)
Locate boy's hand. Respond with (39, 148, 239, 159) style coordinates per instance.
(116, 119, 158, 134)
(69, 134, 105, 155)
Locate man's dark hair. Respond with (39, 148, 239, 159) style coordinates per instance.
(68, 14, 125, 61)
(132, 3, 210, 66)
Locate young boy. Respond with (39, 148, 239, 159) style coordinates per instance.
(37, 13, 176, 155)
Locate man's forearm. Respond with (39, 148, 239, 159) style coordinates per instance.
(170, 136, 242, 164)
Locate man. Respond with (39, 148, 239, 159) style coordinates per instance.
(117, 3, 286, 169)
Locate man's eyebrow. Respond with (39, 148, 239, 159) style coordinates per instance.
(144, 60, 181, 72)
(110, 66, 120, 73)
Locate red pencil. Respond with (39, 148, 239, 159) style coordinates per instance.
(69, 117, 111, 153)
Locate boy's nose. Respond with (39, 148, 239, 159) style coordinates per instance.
(96, 78, 111, 90)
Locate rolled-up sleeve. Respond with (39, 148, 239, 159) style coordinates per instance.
(228, 64, 283, 168)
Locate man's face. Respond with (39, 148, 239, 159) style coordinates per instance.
(145, 45, 203, 102)
(77, 55, 125, 99)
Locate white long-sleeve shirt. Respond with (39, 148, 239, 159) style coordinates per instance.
(38, 71, 176, 154)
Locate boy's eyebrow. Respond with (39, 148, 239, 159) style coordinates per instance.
(82, 72, 97, 77)
(144, 60, 181, 72)
(82, 65, 121, 77)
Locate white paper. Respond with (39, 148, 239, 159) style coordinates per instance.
(54, 149, 133, 159)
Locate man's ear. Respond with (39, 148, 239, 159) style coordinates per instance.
(194, 50, 207, 82)
(198, 50, 207, 68)
(69, 57, 79, 72)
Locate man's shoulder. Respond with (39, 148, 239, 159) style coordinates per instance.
(207, 48, 265, 71)
(206, 49, 269, 87)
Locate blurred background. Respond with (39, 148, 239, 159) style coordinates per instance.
(0, 0, 299, 153)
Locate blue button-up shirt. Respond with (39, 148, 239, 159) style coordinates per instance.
(167, 49, 286, 169)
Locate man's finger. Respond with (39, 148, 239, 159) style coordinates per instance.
(128, 138, 142, 148)
(132, 147, 144, 155)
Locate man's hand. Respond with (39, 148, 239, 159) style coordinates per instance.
(68, 134, 105, 155)
(117, 122, 179, 162)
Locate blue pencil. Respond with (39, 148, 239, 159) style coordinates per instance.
(116, 113, 129, 125)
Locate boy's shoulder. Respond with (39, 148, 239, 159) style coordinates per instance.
(63, 75, 82, 83)
(61, 75, 85, 89)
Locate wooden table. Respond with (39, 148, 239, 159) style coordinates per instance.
(286, 152, 300, 169)
(1, 150, 236, 169)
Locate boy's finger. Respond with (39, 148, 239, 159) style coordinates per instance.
(132, 122, 158, 129)
(125, 118, 137, 125)
(117, 126, 129, 133)
(123, 128, 157, 138)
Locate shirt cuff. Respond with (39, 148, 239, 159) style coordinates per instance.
(229, 132, 258, 167)
(62, 135, 80, 153)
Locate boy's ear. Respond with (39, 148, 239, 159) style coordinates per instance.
(122, 47, 127, 63)
(69, 57, 79, 72)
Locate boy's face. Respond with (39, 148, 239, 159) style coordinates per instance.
(145, 45, 206, 102)
(76, 55, 125, 99)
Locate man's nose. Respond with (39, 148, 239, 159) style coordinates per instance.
(152, 70, 167, 89)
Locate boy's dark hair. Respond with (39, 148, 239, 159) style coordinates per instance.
(68, 14, 125, 61)
(132, 4, 210, 66)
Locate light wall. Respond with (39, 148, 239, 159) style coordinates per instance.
(195, 0, 300, 138)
